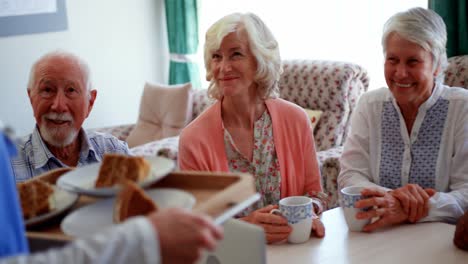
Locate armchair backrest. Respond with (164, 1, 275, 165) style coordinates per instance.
(279, 60, 369, 151)
(444, 55, 468, 89)
(190, 60, 369, 151)
(191, 89, 215, 122)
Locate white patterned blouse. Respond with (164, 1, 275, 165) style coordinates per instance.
(338, 83, 468, 223)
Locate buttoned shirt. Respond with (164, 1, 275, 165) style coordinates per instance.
(338, 83, 468, 223)
(11, 127, 130, 182)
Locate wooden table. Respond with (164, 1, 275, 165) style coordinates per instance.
(267, 208, 467, 264)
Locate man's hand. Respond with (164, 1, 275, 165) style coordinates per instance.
(240, 205, 292, 244)
(354, 188, 408, 232)
(391, 184, 436, 223)
(148, 208, 223, 264)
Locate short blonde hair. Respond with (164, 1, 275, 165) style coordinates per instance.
(204, 13, 282, 100)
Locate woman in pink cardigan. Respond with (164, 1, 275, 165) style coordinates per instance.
(179, 13, 326, 244)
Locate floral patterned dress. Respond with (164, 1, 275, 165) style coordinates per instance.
(224, 109, 328, 217)
(223, 110, 282, 217)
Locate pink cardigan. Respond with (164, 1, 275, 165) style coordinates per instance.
(179, 98, 322, 198)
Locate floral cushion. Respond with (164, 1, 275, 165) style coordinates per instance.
(130, 136, 179, 161)
(303, 109, 323, 131)
(445, 55, 468, 89)
(93, 124, 134, 142)
(191, 89, 215, 122)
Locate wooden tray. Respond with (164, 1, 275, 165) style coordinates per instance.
(26, 169, 258, 245)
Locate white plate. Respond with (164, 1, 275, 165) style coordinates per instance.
(56, 156, 175, 197)
(25, 186, 78, 227)
(61, 188, 196, 238)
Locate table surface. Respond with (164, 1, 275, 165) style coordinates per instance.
(267, 208, 467, 264)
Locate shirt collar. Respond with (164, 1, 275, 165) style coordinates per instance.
(30, 126, 61, 169)
(419, 82, 443, 110)
(79, 129, 101, 163)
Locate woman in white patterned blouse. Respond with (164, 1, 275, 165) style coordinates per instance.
(338, 7, 468, 231)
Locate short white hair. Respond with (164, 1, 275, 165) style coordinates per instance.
(382, 7, 448, 83)
(204, 12, 282, 100)
(27, 50, 93, 93)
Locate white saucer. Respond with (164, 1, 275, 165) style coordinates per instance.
(61, 188, 195, 238)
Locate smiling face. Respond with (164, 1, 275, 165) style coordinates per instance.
(28, 56, 96, 147)
(210, 31, 258, 98)
(384, 33, 438, 108)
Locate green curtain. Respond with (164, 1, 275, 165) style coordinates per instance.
(429, 0, 468, 57)
(165, 0, 201, 88)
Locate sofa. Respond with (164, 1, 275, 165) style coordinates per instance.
(95, 60, 370, 209)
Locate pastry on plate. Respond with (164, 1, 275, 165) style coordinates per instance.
(113, 180, 158, 223)
(95, 154, 151, 188)
(17, 179, 55, 219)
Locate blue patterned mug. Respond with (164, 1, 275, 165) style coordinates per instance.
(270, 196, 320, 243)
(340, 186, 371, 231)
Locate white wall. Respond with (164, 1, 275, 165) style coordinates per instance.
(0, 0, 168, 136)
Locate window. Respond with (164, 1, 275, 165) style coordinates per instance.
(197, 0, 427, 90)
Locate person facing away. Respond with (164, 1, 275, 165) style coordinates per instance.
(11, 51, 130, 182)
(338, 7, 468, 232)
(178, 12, 327, 244)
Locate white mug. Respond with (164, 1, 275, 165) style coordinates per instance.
(340, 186, 370, 232)
(270, 196, 320, 243)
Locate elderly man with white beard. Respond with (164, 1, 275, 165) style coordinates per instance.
(11, 51, 129, 181)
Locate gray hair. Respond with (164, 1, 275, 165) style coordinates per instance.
(27, 50, 93, 94)
(382, 7, 448, 83)
(204, 12, 282, 100)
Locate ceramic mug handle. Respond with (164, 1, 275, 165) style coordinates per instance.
(310, 198, 323, 215)
(269, 208, 283, 216)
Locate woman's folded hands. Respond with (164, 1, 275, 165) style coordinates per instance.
(354, 185, 436, 232)
(391, 184, 436, 223)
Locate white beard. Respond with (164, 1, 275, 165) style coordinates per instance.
(40, 112, 78, 147)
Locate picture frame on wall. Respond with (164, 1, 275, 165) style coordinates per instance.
(0, 0, 68, 37)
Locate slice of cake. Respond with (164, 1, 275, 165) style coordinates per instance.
(113, 180, 158, 223)
(17, 179, 55, 219)
(95, 154, 151, 188)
